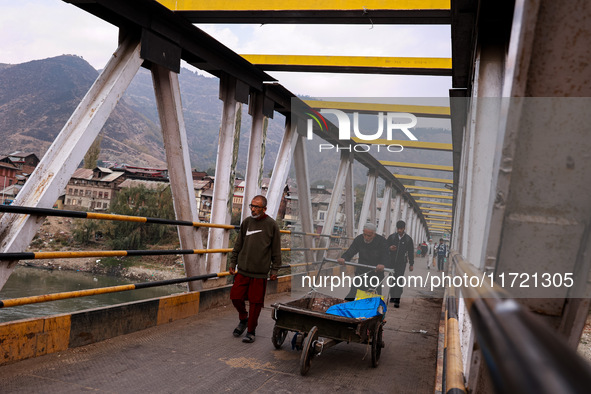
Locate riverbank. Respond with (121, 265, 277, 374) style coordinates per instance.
(21, 216, 187, 282)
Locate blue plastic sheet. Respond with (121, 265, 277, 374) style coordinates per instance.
(325, 296, 387, 319)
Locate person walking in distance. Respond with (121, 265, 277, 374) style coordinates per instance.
(229, 195, 282, 343)
(427, 238, 435, 270)
(386, 220, 414, 308)
(435, 238, 448, 272)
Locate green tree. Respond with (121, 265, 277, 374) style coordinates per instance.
(84, 135, 103, 169)
(104, 185, 176, 250)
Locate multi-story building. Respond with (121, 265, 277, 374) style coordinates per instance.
(64, 167, 125, 211)
(0, 152, 40, 177)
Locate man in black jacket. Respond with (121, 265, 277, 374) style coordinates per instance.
(337, 223, 389, 300)
(387, 220, 414, 308)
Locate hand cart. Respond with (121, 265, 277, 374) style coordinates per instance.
(271, 258, 393, 375)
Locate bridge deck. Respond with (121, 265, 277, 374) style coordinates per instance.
(0, 258, 443, 393)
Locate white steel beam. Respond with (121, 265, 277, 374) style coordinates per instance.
(293, 134, 316, 262)
(0, 37, 143, 290)
(318, 151, 350, 259)
(241, 91, 266, 221)
(266, 118, 297, 219)
(152, 64, 206, 291)
(357, 171, 377, 234)
(390, 193, 402, 235)
(208, 76, 241, 275)
(344, 152, 355, 238)
(377, 184, 393, 237)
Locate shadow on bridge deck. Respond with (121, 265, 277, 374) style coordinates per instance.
(0, 258, 443, 393)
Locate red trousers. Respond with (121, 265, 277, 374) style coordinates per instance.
(230, 273, 267, 333)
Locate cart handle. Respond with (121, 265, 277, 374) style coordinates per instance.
(323, 258, 394, 274)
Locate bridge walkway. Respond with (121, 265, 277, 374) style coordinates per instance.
(0, 257, 443, 393)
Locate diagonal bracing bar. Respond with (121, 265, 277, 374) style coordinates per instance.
(0, 36, 144, 290)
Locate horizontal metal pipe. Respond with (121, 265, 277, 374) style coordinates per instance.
(0, 205, 237, 230)
(0, 247, 350, 261)
(0, 271, 231, 308)
(0, 248, 234, 261)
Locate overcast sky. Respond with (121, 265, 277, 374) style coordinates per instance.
(1, 0, 453, 99)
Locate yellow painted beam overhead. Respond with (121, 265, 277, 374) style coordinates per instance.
(421, 207, 453, 212)
(304, 100, 450, 118)
(410, 193, 453, 200)
(381, 161, 453, 172)
(394, 174, 453, 184)
(242, 54, 452, 70)
(427, 219, 452, 223)
(415, 200, 453, 206)
(353, 139, 452, 151)
(424, 212, 453, 217)
(158, 0, 451, 11)
(409, 185, 452, 193)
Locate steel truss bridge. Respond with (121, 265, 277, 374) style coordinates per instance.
(1, 1, 591, 393)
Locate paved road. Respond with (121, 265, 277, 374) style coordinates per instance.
(0, 257, 443, 393)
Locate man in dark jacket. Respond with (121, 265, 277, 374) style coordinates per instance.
(387, 220, 414, 308)
(229, 195, 282, 343)
(337, 223, 389, 300)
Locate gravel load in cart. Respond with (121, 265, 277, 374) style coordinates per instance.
(270, 290, 387, 375)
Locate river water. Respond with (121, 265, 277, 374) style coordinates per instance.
(0, 265, 186, 323)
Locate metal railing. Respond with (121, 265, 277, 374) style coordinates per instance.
(447, 250, 591, 394)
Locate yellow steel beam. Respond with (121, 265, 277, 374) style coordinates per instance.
(158, 0, 451, 11)
(241, 54, 452, 76)
(421, 207, 453, 212)
(394, 174, 453, 184)
(304, 100, 450, 118)
(353, 139, 452, 151)
(409, 185, 453, 193)
(410, 193, 453, 200)
(382, 161, 453, 172)
(415, 200, 453, 206)
(424, 212, 453, 217)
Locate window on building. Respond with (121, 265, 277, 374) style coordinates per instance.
(74, 189, 78, 196)
(69, 188, 73, 194)
(104, 192, 109, 199)
(98, 192, 103, 199)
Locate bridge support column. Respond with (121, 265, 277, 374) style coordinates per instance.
(207, 75, 242, 277)
(293, 133, 316, 264)
(241, 91, 266, 221)
(377, 183, 393, 237)
(357, 170, 377, 233)
(0, 36, 143, 290)
(266, 118, 297, 219)
(344, 151, 355, 239)
(152, 64, 206, 290)
(317, 150, 351, 261)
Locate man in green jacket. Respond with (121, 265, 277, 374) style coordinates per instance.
(229, 195, 282, 343)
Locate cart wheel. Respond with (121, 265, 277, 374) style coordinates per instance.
(371, 323, 384, 368)
(300, 326, 319, 376)
(272, 326, 288, 349)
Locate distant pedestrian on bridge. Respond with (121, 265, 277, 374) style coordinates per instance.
(435, 238, 448, 272)
(387, 220, 414, 308)
(229, 195, 282, 343)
